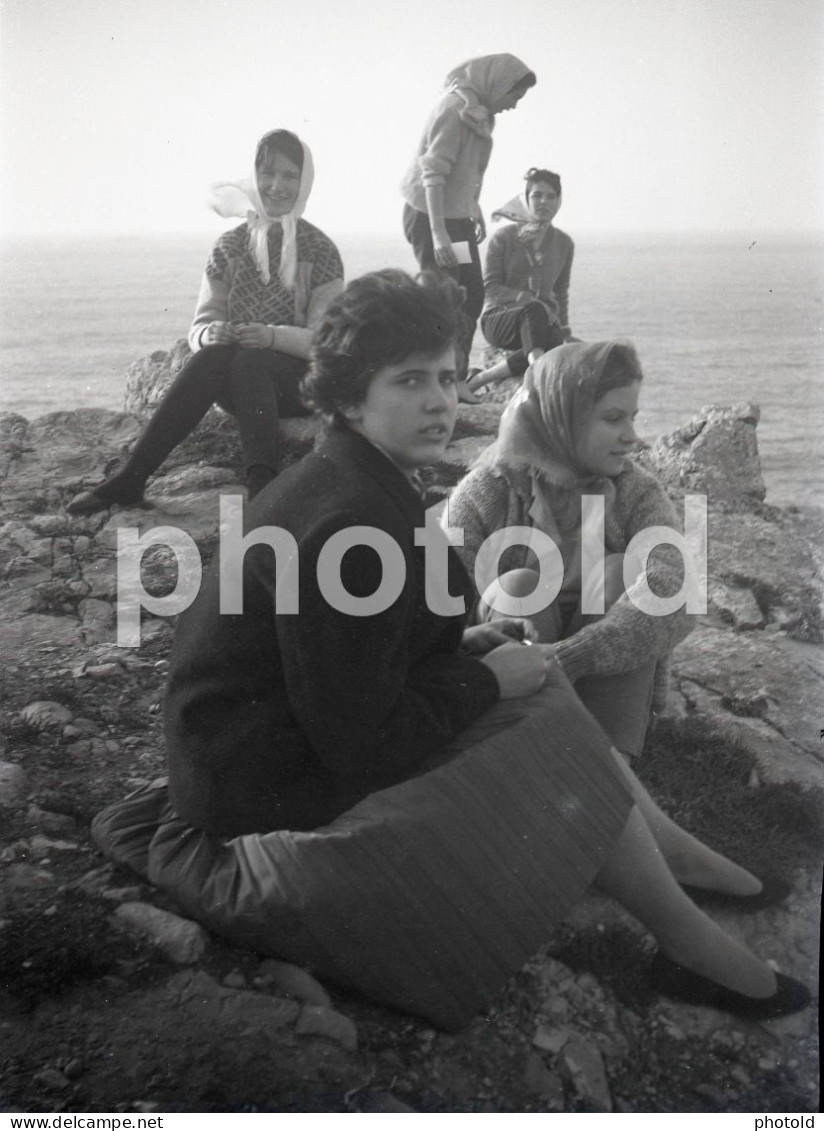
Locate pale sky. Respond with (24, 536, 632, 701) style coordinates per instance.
(1, 0, 822, 237)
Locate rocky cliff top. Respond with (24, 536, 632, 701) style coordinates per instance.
(0, 340, 821, 1113)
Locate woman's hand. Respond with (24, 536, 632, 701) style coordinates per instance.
(236, 322, 274, 349)
(479, 641, 557, 699)
(433, 234, 458, 269)
(203, 321, 238, 346)
(462, 617, 538, 654)
(474, 212, 486, 245)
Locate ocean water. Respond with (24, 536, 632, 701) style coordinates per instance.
(1, 231, 822, 508)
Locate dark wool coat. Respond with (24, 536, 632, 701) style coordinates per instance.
(164, 426, 500, 836)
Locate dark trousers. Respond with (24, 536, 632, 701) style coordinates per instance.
(481, 301, 565, 376)
(402, 204, 484, 381)
(108, 345, 310, 497)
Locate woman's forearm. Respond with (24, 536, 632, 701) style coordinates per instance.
(424, 184, 450, 244)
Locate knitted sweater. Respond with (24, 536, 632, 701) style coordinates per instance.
(400, 92, 493, 220)
(444, 459, 695, 714)
(188, 218, 343, 356)
(482, 223, 574, 331)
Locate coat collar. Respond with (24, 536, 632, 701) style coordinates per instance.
(317, 425, 428, 524)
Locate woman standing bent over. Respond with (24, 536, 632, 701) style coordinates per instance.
(401, 54, 536, 401)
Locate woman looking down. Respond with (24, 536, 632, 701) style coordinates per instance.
(401, 54, 536, 402)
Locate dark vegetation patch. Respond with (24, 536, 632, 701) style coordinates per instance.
(638, 716, 824, 878)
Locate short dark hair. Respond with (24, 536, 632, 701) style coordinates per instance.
(304, 270, 464, 417)
(256, 129, 304, 173)
(596, 342, 644, 400)
(525, 167, 562, 196)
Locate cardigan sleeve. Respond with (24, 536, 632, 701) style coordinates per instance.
(552, 237, 574, 331)
(188, 232, 235, 352)
(554, 470, 696, 681)
(417, 99, 468, 189)
(272, 509, 500, 788)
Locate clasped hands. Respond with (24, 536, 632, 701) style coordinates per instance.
(462, 618, 563, 700)
(203, 321, 274, 348)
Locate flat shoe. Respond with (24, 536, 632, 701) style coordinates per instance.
(66, 488, 145, 516)
(649, 952, 811, 1019)
(680, 873, 792, 912)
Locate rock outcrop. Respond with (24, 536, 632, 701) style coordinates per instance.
(0, 346, 821, 1113)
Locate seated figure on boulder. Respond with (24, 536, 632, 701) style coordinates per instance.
(92, 271, 808, 1031)
(467, 167, 574, 395)
(448, 340, 691, 763)
(68, 128, 343, 515)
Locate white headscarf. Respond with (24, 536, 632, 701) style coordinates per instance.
(444, 54, 533, 139)
(207, 130, 315, 289)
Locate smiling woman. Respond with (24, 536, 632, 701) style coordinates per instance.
(66, 127, 343, 514)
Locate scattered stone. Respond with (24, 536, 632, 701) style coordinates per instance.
(295, 1004, 358, 1051)
(33, 1068, 71, 1092)
(358, 1091, 416, 1112)
(524, 1052, 565, 1106)
(561, 1036, 612, 1112)
(533, 1025, 571, 1056)
(222, 970, 247, 989)
(255, 958, 332, 1007)
(0, 761, 28, 807)
(28, 835, 79, 855)
(62, 1058, 85, 1080)
(709, 580, 766, 631)
(99, 886, 144, 903)
(111, 902, 209, 965)
(83, 662, 123, 679)
(19, 701, 73, 731)
(26, 805, 77, 835)
(6, 863, 55, 888)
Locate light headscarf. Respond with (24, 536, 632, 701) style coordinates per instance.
(207, 130, 315, 289)
(492, 170, 562, 247)
(478, 340, 643, 535)
(444, 54, 533, 139)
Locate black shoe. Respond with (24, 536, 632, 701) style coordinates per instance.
(649, 952, 811, 1019)
(66, 487, 146, 515)
(680, 874, 792, 912)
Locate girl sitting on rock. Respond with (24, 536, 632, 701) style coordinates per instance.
(67, 129, 343, 515)
(466, 166, 574, 395)
(92, 271, 807, 1031)
(447, 341, 695, 764)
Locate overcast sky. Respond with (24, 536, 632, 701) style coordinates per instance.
(1, 0, 822, 237)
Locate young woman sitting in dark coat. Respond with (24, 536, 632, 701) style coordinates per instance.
(92, 270, 809, 1031)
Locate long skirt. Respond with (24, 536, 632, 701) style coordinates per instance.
(91, 679, 633, 1031)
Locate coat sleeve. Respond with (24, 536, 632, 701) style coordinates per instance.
(271, 509, 500, 788)
(552, 237, 574, 332)
(554, 471, 696, 681)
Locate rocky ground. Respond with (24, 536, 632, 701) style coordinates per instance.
(0, 345, 821, 1113)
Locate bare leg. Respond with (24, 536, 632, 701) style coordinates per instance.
(597, 806, 776, 997)
(609, 749, 762, 895)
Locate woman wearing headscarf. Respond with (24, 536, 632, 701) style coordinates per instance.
(67, 129, 344, 514)
(467, 166, 575, 393)
(401, 54, 536, 402)
(446, 340, 693, 762)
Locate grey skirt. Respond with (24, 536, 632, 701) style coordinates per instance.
(91, 679, 632, 1030)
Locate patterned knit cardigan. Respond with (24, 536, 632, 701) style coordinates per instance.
(444, 458, 696, 719)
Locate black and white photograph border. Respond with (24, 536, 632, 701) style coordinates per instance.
(0, 0, 821, 1117)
